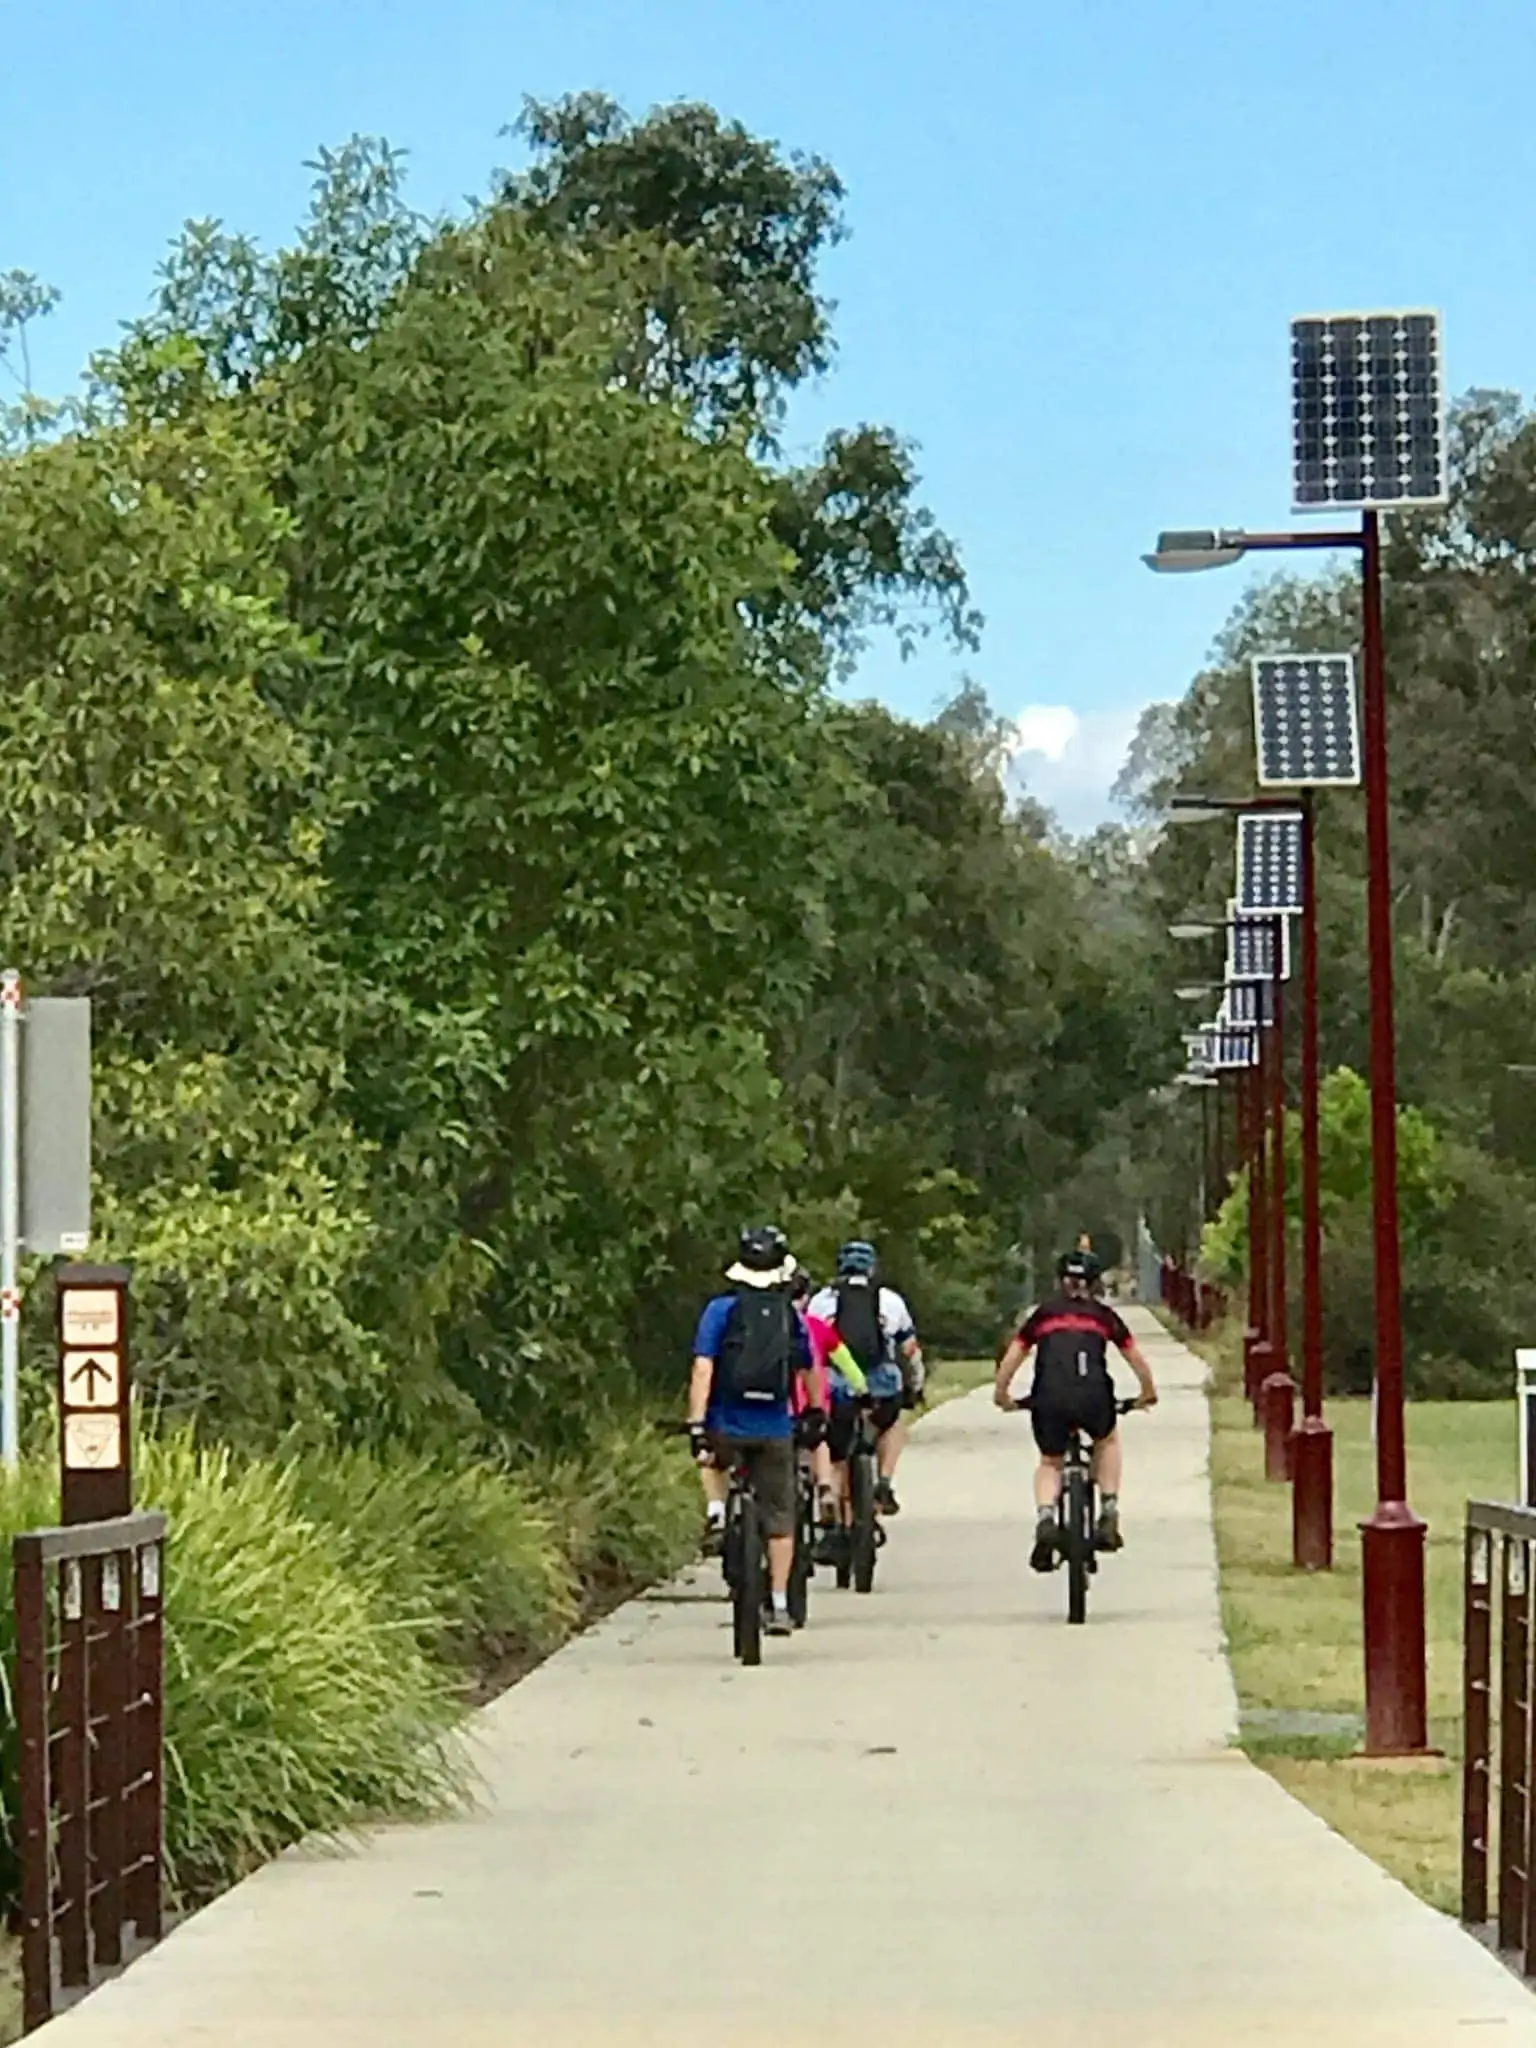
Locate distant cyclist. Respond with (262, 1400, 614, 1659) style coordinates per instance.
(1075, 1232, 1107, 1299)
(810, 1240, 923, 1517)
(788, 1270, 868, 1527)
(688, 1226, 815, 1636)
(993, 1250, 1157, 1571)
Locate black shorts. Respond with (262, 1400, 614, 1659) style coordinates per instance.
(826, 1395, 903, 1462)
(1030, 1379, 1118, 1458)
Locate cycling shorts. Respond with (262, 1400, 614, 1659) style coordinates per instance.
(1029, 1377, 1118, 1459)
(708, 1434, 796, 1537)
(826, 1395, 903, 1462)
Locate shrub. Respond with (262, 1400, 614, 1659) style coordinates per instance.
(284, 1440, 579, 1671)
(540, 1416, 699, 1598)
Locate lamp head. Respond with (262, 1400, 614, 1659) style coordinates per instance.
(1143, 529, 1249, 573)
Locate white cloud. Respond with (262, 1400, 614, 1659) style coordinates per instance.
(1002, 702, 1144, 835)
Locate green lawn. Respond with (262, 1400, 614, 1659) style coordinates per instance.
(916, 1356, 997, 1415)
(1209, 1383, 1512, 1912)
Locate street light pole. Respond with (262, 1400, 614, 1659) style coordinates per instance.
(1357, 509, 1427, 1753)
(1292, 788, 1333, 1567)
(1261, 940, 1294, 1480)
(1148, 521, 1428, 1747)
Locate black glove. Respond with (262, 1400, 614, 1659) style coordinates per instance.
(687, 1422, 710, 1465)
(796, 1406, 828, 1449)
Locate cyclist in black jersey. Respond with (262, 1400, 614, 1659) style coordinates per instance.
(994, 1251, 1157, 1570)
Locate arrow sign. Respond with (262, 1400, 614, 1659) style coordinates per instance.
(65, 1349, 120, 1410)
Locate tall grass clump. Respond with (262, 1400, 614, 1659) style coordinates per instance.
(541, 1416, 699, 1596)
(284, 1441, 579, 1674)
(139, 1435, 468, 1902)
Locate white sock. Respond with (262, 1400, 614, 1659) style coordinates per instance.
(771, 1590, 789, 1614)
(706, 1500, 726, 1528)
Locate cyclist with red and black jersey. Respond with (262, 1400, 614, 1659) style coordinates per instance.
(993, 1250, 1157, 1571)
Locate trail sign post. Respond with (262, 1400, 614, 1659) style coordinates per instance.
(56, 1264, 131, 1524)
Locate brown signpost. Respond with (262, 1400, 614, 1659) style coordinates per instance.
(11, 1261, 166, 2030)
(56, 1262, 131, 1525)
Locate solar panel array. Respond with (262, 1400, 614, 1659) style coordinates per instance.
(1225, 910, 1291, 985)
(1236, 811, 1305, 915)
(1252, 655, 1362, 788)
(1291, 310, 1446, 511)
(1220, 980, 1276, 1028)
(1210, 1025, 1259, 1071)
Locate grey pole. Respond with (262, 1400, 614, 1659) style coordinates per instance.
(1, 968, 21, 1465)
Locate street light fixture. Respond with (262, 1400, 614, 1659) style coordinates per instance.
(1175, 983, 1221, 1002)
(1141, 310, 1445, 1754)
(1170, 916, 1284, 1419)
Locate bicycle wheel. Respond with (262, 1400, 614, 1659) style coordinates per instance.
(1063, 1464, 1090, 1625)
(721, 1492, 742, 1596)
(850, 1451, 878, 1594)
(788, 1475, 813, 1629)
(735, 1493, 763, 1665)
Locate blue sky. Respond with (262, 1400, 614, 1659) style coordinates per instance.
(5, 0, 1533, 830)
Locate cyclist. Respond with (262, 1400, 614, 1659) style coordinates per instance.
(1075, 1233, 1107, 1299)
(688, 1225, 814, 1637)
(788, 1270, 868, 1527)
(810, 1240, 923, 1518)
(993, 1249, 1158, 1571)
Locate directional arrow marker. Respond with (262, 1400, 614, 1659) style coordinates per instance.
(64, 1349, 120, 1410)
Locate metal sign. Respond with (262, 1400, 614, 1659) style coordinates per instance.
(1290, 310, 1446, 511)
(56, 1264, 131, 1524)
(0, 976, 94, 1467)
(1519, 1351, 1536, 1508)
(23, 998, 92, 1255)
(1252, 655, 1362, 788)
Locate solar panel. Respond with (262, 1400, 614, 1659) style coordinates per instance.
(1220, 980, 1276, 1028)
(1224, 905, 1291, 985)
(1236, 811, 1305, 915)
(1252, 655, 1362, 788)
(1210, 1025, 1259, 1071)
(1291, 309, 1446, 511)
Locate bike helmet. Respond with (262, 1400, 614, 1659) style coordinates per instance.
(1057, 1250, 1096, 1286)
(788, 1269, 813, 1304)
(836, 1239, 878, 1278)
(736, 1224, 791, 1274)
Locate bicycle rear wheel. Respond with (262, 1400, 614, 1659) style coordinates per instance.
(850, 1451, 878, 1594)
(1063, 1464, 1090, 1625)
(788, 1472, 814, 1628)
(734, 1493, 763, 1665)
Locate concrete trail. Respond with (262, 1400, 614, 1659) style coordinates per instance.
(34, 1308, 1536, 2045)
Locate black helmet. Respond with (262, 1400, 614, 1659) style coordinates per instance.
(1057, 1250, 1096, 1285)
(737, 1224, 790, 1274)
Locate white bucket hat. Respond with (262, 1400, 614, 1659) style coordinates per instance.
(724, 1254, 799, 1289)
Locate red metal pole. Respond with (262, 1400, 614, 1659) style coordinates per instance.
(1262, 953, 1295, 1478)
(1246, 1030, 1272, 1420)
(1357, 509, 1428, 1754)
(1292, 790, 1333, 1567)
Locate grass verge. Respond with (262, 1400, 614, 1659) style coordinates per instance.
(1208, 1371, 1511, 1914)
(917, 1356, 997, 1416)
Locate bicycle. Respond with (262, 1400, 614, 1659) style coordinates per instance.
(660, 1424, 773, 1666)
(829, 1396, 882, 1594)
(1014, 1395, 1139, 1625)
(788, 1440, 817, 1629)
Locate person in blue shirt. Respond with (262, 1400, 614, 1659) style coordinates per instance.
(688, 1225, 813, 1636)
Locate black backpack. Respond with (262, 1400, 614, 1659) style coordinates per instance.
(713, 1287, 796, 1409)
(833, 1276, 885, 1375)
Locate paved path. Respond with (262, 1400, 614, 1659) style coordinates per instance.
(36, 1309, 1536, 2045)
